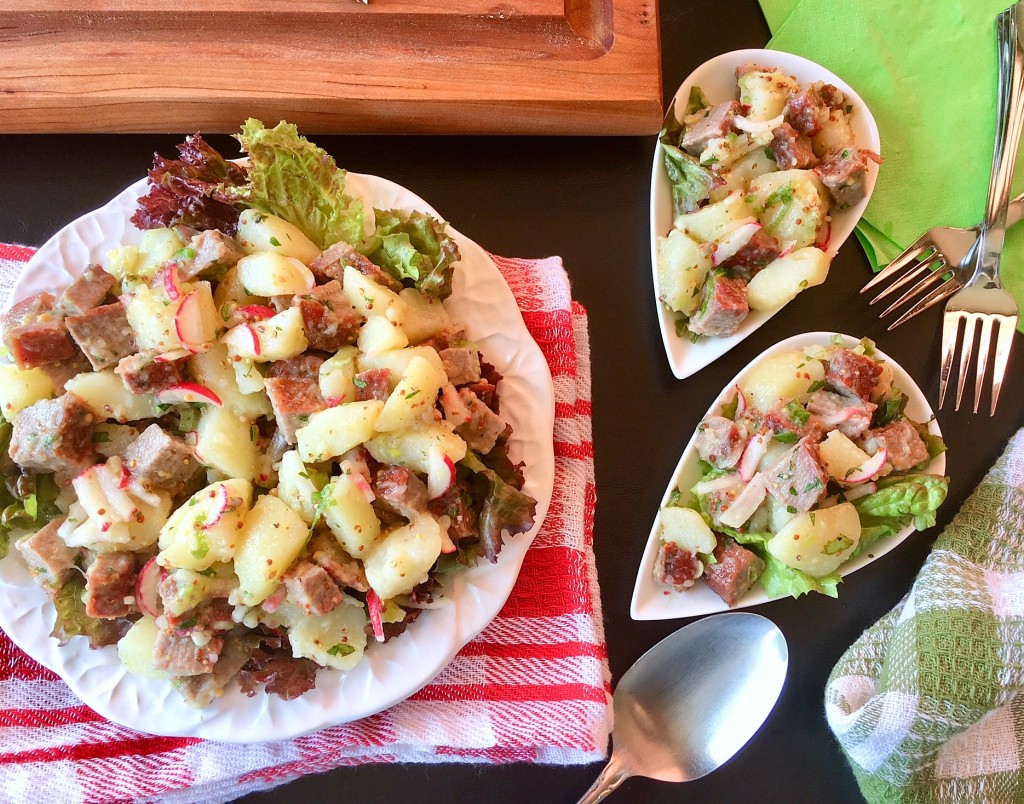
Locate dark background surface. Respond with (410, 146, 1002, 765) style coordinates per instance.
(0, 1, 1019, 802)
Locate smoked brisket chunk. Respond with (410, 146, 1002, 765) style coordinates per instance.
(266, 354, 324, 380)
(681, 100, 740, 156)
(309, 241, 404, 293)
(654, 542, 701, 590)
(688, 272, 749, 337)
(154, 630, 224, 676)
(39, 345, 92, 392)
(784, 87, 829, 137)
(354, 368, 391, 402)
(770, 122, 817, 170)
(116, 351, 187, 394)
(826, 348, 882, 402)
(16, 516, 76, 595)
(264, 376, 327, 443)
(374, 465, 428, 520)
(10, 393, 95, 473)
(863, 420, 930, 471)
(439, 347, 482, 386)
(294, 280, 361, 351)
(762, 437, 828, 514)
(815, 146, 882, 209)
(721, 229, 781, 272)
(283, 561, 343, 617)
(703, 537, 765, 607)
(806, 390, 876, 439)
(6, 294, 77, 369)
(57, 266, 116, 316)
(185, 229, 244, 278)
(65, 303, 137, 371)
(694, 415, 746, 469)
(124, 424, 198, 492)
(84, 552, 135, 619)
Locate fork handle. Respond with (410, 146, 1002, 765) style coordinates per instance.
(1009, 191, 1024, 228)
(975, 3, 1024, 278)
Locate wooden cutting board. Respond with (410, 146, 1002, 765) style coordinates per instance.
(0, 1, 663, 135)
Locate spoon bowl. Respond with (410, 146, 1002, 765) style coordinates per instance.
(579, 613, 788, 802)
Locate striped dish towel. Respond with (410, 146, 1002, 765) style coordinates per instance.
(0, 244, 611, 804)
(825, 428, 1024, 803)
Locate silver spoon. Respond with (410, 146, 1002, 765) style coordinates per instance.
(578, 612, 788, 803)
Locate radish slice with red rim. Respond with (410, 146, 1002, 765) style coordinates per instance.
(843, 449, 888, 484)
(718, 473, 768, 528)
(738, 431, 770, 482)
(366, 589, 385, 643)
(136, 558, 162, 617)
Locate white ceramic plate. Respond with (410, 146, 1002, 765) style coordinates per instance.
(651, 49, 882, 379)
(631, 332, 945, 621)
(0, 171, 555, 741)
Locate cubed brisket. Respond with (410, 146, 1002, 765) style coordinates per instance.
(694, 415, 746, 469)
(154, 629, 224, 676)
(720, 229, 781, 272)
(762, 437, 828, 514)
(56, 266, 116, 316)
(116, 351, 187, 394)
(428, 481, 478, 541)
(654, 541, 701, 590)
(39, 345, 92, 392)
(681, 100, 740, 156)
(374, 465, 428, 520)
(309, 241, 404, 293)
(862, 420, 930, 471)
(806, 390, 876, 439)
(10, 393, 95, 473)
(266, 354, 324, 380)
(439, 347, 482, 387)
(815, 146, 882, 209)
(84, 551, 135, 619)
(123, 424, 198, 492)
(65, 303, 137, 371)
(827, 348, 882, 401)
(185, 230, 244, 278)
(419, 323, 467, 352)
(354, 368, 391, 402)
(283, 561, 343, 616)
(765, 399, 825, 443)
(308, 531, 369, 592)
(784, 87, 829, 137)
(173, 635, 258, 708)
(688, 272, 749, 337)
(455, 387, 506, 454)
(6, 294, 77, 369)
(15, 516, 75, 595)
(770, 122, 817, 170)
(294, 280, 361, 351)
(702, 537, 765, 607)
(263, 376, 327, 443)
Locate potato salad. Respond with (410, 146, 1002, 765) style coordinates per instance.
(653, 337, 946, 606)
(657, 64, 881, 339)
(0, 120, 537, 706)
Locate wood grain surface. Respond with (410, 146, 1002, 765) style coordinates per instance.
(0, 0, 663, 134)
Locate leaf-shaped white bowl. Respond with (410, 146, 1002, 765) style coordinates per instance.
(651, 49, 882, 379)
(630, 332, 944, 621)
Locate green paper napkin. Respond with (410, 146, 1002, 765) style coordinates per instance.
(825, 429, 1024, 803)
(759, 0, 1024, 331)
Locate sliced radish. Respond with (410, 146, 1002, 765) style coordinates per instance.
(174, 290, 208, 351)
(95, 461, 138, 521)
(261, 584, 287, 614)
(128, 479, 162, 508)
(738, 431, 770, 482)
(201, 484, 231, 528)
(247, 324, 261, 357)
(323, 395, 345, 407)
(118, 461, 130, 490)
(719, 474, 768, 528)
(843, 448, 888, 484)
(693, 472, 744, 497)
(136, 557, 162, 617)
(815, 219, 832, 251)
(712, 220, 762, 267)
(155, 347, 202, 363)
(366, 589, 385, 643)
(156, 382, 223, 406)
(778, 240, 798, 259)
(733, 385, 747, 418)
(841, 481, 878, 502)
(163, 263, 183, 301)
(732, 113, 784, 134)
(426, 446, 456, 499)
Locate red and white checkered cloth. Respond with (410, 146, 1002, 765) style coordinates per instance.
(0, 243, 610, 804)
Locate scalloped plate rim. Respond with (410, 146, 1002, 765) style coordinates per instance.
(0, 170, 556, 741)
(650, 48, 882, 380)
(630, 331, 945, 621)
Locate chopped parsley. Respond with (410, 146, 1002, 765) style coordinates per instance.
(823, 534, 854, 555)
(92, 431, 112, 443)
(353, 377, 368, 389)
(784, 399, 810, 426)
(269, 236, 282, 247)
(807, 379, 826, 393)
(327, 643, 355, 657)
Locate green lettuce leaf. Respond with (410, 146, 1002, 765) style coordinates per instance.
(851, 473, 949, 555)
(225, 118, 365, 250)
(50, 575, 128, 648)
(359, 209, 461, 300)
(759, 553, 841, 599)
(662, 144, 716, 217)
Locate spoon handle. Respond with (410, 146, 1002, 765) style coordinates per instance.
(576, 757, 629, 804)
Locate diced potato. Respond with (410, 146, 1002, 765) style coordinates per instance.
(819, 431, 872, 483)
(232, 360, 265, 394)
(766, 502, 861, 577)
(699, 129, 773, 169)
(357, 345, 446, 386)
(813, 109, 855, 157)
(195, 406, 258, 481)
(63, 492, 171, 551)
(234, 493, 309, 605)
(399, 288, 452, 344)
(657, 229, 712, 316)
(236, 252, 315, 297)
(189, 343, 273, 419)
(118, 617, 171, 679)
(374, 356, 444, 432)
(673, 190, 755, 243)
(709, 149, 778, 203)
(364, 516, 442, 599)
(747, 247, 830, 311)
(319, 346, 359, 403)
(0, 364, 53, 422)
(66, 369, 160, 422)
(105, 245, 140, 282)
(657, 507, 716, 555)
(768, 495, 796, 533)
(323, 473, 382, 557)
(747, 170, 828, 249)
(157, 478, 252, 571)
(287, 597, 368, 671)
(358, 314, 408, 356)
(365, 421, 467, 474)
(222, 306, 307, 362)
(295, 400, 384, 463)
(739, 350, 826, 412)
(125, 284, 182, 352)
(343, 264, 405, 323)
(135, 228, 186, 277)
(738, 69, 800, 121)
(190, 279, 223, 340)
(277, 450, 318, 523)
(236, 209, 321, 264)
(212, 263, 265, 320)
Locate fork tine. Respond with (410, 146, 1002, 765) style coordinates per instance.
(990, 316, 1017, 415)
(861, 236, 933, 293)
(939, 312, 961, 409)
(954, 314, 978, 412)
(972, 316, 995, 414)
(888, 277, 962, 330)
(877, 260, 948, 315)
(870, 257, 944, 305)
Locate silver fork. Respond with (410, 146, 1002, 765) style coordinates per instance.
(861, 193, 1024, 329)
(940, 2, 1024, 415)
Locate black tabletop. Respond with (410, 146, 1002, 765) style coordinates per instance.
(1, 1, 1020, 802)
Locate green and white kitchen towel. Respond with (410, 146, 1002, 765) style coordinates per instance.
(825, 429, 1024, 803)
(758, 0, 1024, 331)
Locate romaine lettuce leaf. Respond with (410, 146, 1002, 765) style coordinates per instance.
(662, 144, 716, 217)
(360, 209, 461, 300)
(759, 552, 841, 599)
(225, 119, 365, 250)
(851, 473, 949, 555)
